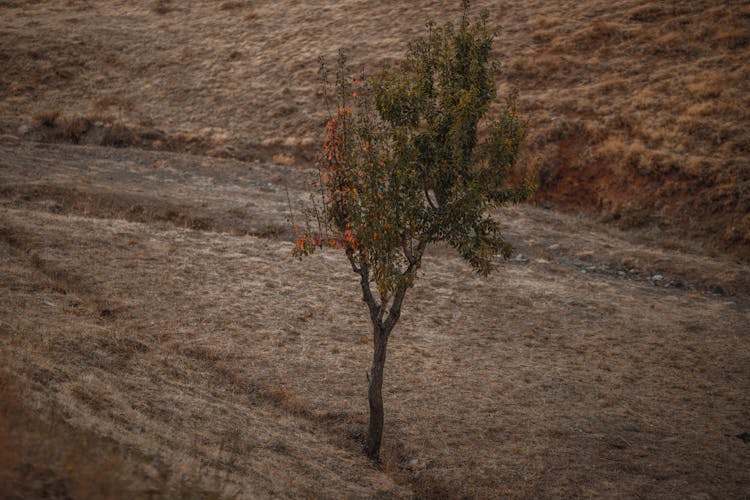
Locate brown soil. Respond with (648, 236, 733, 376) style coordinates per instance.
(1, 0, 748, 258)
(1, 139, 749, 497)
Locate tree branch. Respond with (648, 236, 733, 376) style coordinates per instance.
(384, 239, 427, 334)
(346, 250, 361, 273)
(359, 263, 382, 328)
(401, 236, 414, 265)
(383, 284, 408, 334)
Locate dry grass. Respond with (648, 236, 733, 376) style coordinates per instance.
(0, 369, 145, 498)
(0, 0, 749, 496)
(0, 0, 747, 255)
(1, 141, 749, 497)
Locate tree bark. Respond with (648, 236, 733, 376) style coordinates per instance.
(365, 323, 389, 460)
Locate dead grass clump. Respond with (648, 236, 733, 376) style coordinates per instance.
(32, 109, 61, 128)
(594, 135, 626, 162)
(56, 115, 93, 144)
(628, 5, 669, 23)
(152, 0, 172, 15)
(571, 21, 628, 50)
(220, 1, 248, 10)
(509, 54, 573, 82)
(101, 122, 136, 147)
(599, 77, 626, 95)
(94, 94, 134, 112)
(686, 78, 723, 99)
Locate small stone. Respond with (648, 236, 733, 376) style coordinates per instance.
(617, 271, 626, 277)
(17, 124, 30, 135)
(670, 278, 686, 288)
(651, 274, 663, 281)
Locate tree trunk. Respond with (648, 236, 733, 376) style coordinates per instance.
(365, 323, 388, 460)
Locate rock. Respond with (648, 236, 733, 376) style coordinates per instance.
(651, 274, 663, 282)
(512, 254, 529, 263)
(709, 284, 725, 296)
(617, 271, 626, 277)
(669, 278, 686, 288)
(17, 124, 30, 136)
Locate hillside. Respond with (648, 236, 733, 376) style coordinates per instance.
(1, 139, 749, 497)
(1, 0, 748, 257)
(1, 0, 749, 497)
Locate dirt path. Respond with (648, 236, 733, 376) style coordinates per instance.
(1, 140, 748, 497)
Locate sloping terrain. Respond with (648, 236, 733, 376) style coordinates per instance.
(0, 0, 748, 256)
(1, 0, 749, 497)
(1, 139, 749, 497)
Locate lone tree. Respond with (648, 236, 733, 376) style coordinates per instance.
(293, 1, 532, 460)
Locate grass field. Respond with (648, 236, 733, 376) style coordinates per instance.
(0, 0, 749, 497)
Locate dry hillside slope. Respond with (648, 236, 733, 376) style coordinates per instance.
(1, 140, 749, 497)
(1, 0, 748, 256)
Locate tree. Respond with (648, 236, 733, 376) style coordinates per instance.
(293, 0, 533, 461)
